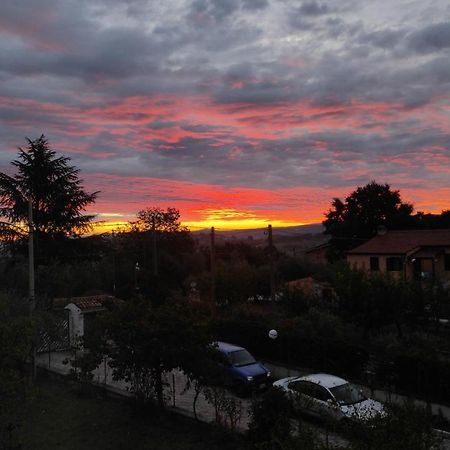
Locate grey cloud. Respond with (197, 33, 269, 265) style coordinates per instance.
(189, 0, 240, 22)
(147, 121, 178, 130)
(75, 121, 450, 190)
(408, 22, 450, 53)
(1, 0, 450, 197)
(358, 28, 406, 49)
(180, 124, 229, 133)
(241, 0, 268, 10)
(299, 1, 329, 16)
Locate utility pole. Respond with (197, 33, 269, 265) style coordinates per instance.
(152, 216, 158, 277)
(210, 226, 216, 311)
(28, 198, 36, 381)
(268, 224, 275, 302)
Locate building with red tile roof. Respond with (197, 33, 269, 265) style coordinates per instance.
(347, 229, 450, 283)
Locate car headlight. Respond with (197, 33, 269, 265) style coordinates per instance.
(247, 376, 254, 381)
(266, 371, 271, 377)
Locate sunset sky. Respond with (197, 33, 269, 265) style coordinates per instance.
(1, 0, 449, 231)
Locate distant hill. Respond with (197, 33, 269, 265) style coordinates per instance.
(191, 223, 324, 238)
(192, 223, 328, 255)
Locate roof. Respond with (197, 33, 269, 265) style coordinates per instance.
(347, 229, 450, 255)
(299, 373, 348, 389)
(56, 294, 119, 312)
(216, 341, 245, 353)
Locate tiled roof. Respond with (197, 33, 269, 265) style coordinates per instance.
(347, 229, 450, 255)
(55, 294, 118, 311)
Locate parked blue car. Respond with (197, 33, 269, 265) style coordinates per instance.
(216, 341, 271, 396)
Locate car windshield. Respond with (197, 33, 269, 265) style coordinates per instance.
(330, 383, 365, 405)
(227, 349, 256, 367)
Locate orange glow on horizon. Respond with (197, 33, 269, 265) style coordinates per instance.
(90, 207, 314, 234)
(91, 216, 310, 234)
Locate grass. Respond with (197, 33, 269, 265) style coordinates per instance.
(20, 375, 245, 450)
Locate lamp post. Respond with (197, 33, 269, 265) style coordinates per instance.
(268, 329, 278, 378)
(28, 198, 36, 381)
(268, 328, 291, 376)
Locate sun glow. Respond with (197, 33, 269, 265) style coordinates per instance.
(90, 208, 307, 234)
(182, 208, 305, 231)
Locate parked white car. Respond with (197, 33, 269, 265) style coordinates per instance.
(273, 373, 384, 422)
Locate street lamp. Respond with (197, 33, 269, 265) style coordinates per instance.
(268, 329, 291, 376)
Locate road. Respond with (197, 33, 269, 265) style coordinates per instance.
(37, 351, 449, 449)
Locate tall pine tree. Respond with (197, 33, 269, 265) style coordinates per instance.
(0, 135, 98, 255)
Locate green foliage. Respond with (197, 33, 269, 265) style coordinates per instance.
(346, 402, 442, 450)
(0, 293, 34, 449)
(414, 210, 450, 229)
(281, 287, 314, 316)
(135, 206, 187, 233)
(63, 337, 104, 396)
(330, 265, 411, 334)
(248, 386, 294, 446)
(276, 255, 314, 283)
(323, 181, 414, 258)
(203, 387, 243, 429)
(101, 300, 215, 406)
(110, 224, 196, 301)
(0, 136, 98, 257)
(370, 331, 450, 404)
(22, 377, 246, 450)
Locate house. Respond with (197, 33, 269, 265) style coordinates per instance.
(346, 229, 450, 283)
(287, 276, 336, 301)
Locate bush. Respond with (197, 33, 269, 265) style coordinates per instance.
(247, 387, 294, 446)
(0, 293, 34, 449)
(213, 307, 368, 379)
(347, 402, 442, 450)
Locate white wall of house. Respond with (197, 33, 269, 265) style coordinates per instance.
(64, 303, 84, 346)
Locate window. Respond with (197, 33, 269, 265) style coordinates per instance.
(289, 381, 332, 402)
(370, 257, 380, 271)
(445, 254, 450, 271)
(386, 257, 403, 272)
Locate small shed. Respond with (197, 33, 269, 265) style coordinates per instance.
(54, 295, 118, 346)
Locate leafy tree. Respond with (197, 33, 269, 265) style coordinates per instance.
(116, 207, 194, 302)
(414, 210, 450, 229)
(101, 300, 215, 407)
(135, 207, 187, 233)
(323, 181, 414, 258)
(0, 135, 98, 255)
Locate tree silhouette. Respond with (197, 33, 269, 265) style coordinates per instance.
(135, 207, 187, 233)
(323, 181, 414, 259)
(0, 135, 98, 254)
